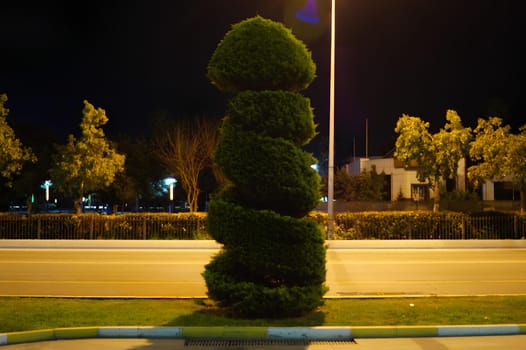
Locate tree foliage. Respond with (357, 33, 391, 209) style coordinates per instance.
(97, 136, 162, 214)
(203, 16, 326, 317)
(115, 137, 153, 211)
(155, 117, 221, 212)
(334, 165, 387, 201)
(0, 93, 36, 187)
(394, 110, 471, 212)
(468, 117, 526, 212)
(50, 100, 125, 214)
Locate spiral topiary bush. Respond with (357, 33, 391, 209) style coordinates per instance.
(203, 15, 327, 318)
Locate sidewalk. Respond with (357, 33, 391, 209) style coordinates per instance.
(6, 335, 526, 350)
(3, 336, 526, 350)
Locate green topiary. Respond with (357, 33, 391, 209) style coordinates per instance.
(227, 90, 317, 146)
(203, 15, 326, 318)
(213, 125, 320, 217)
(207, 16, 316, 93)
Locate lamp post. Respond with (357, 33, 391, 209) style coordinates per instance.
(295, 0, 336, 239)
(327, 0, 336, 239)
(41, 180, 52, 210)
(164, 177, 177, 213)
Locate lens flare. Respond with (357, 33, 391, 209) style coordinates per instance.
(295, 0, 320, 23)
(284, 0, 328, 43)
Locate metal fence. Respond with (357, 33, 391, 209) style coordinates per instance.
(0, 213, 208, 240)
(0, 212, 524, 240)
(333, 213, 526, 240)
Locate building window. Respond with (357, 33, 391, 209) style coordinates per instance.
(411, 184, 429, 201)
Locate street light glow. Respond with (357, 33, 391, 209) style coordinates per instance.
(40, 180, 53, 202)
(163, 177, 177, 202)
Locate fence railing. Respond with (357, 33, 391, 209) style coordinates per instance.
(0, 212, 524, 240)
(331, 212, 526, 240)
(0, 213, 208, 240)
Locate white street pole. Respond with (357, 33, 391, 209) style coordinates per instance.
(327, 0, 336, 239)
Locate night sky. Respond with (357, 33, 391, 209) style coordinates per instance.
(1, 0, 524, 164)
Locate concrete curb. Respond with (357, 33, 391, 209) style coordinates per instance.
(1, 325, 525, 346)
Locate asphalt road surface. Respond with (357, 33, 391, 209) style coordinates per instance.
(325, 248, 526, 297)
(1, 242, 525, 298)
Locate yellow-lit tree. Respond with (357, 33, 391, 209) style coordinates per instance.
(0, 93, 36, 187)
(50, 100, 125, 214)
(469, 117, 526, 213)
(394, 110, 472, 212)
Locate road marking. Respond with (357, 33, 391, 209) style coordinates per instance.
(0, 280, 201, 285)
(0, 248, 219, 252)
(326, 280, 526, 284)
(0, 260, 209, 265)
(327, 260, 526, 265)
(2, 260, 523, 265)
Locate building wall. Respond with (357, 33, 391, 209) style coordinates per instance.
(482, 180, 494, 201)
(481, 176, 517, 201)
(456, 158, 466, 191)
(345, 157, 466, 201)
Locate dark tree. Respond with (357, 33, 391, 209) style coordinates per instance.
(202, 16, 327, 317)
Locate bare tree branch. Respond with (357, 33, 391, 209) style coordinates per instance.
(155, 117, 221, 212)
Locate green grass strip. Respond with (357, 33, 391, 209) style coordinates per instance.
(2, 296, 526, 333)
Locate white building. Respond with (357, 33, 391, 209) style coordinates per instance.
(345, 157, 466, 201)
(480, 176, 518, 201)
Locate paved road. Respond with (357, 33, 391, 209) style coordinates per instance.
(1, 240, 525, 297)
(3, 335, 526, 349)
(326, 248, 526, 296)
